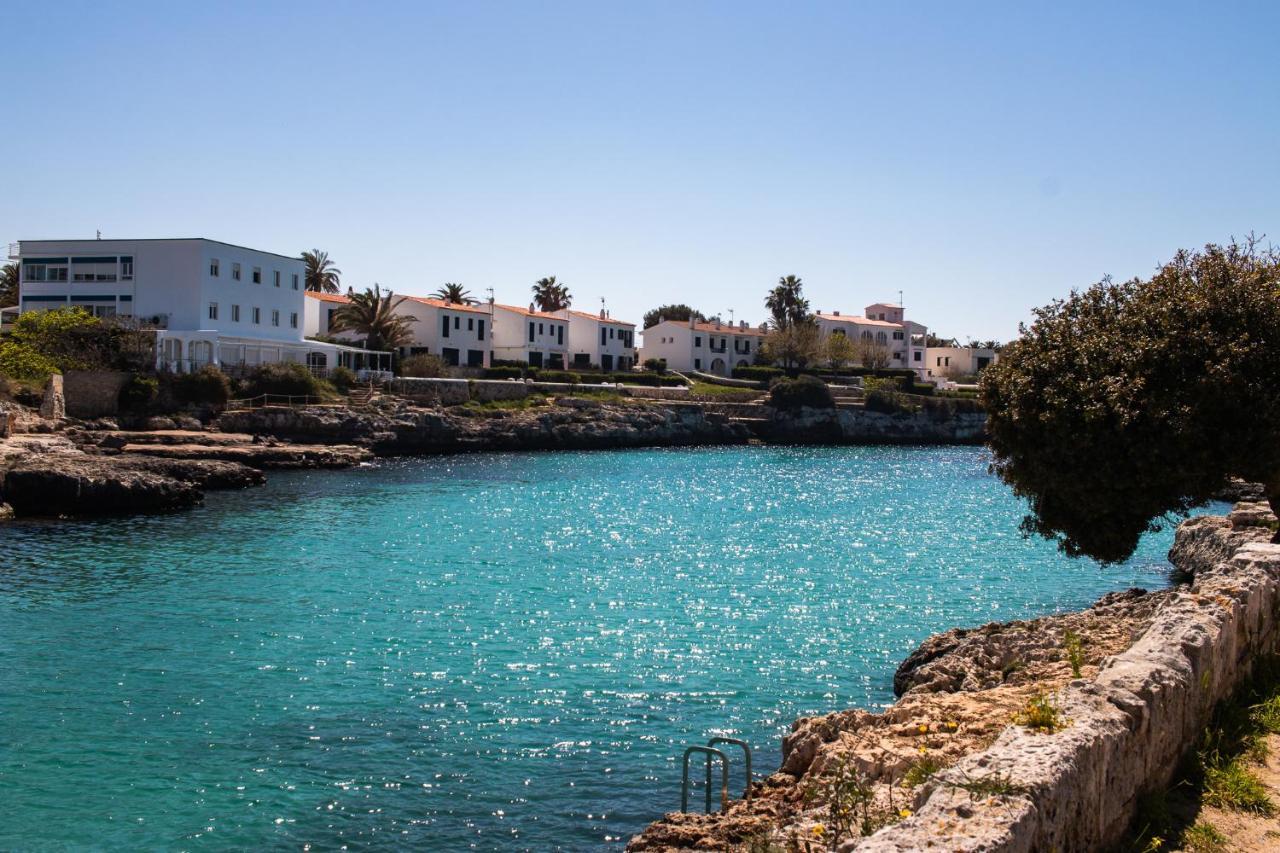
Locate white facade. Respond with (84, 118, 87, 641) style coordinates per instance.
(566, 310, 637, 371)
(814, 302, 928, 376)
(15, 238, 388, 376)
(490, 303, 570, 368)
(924, 346, 999, 383)
(399, 297, 492, 368)
(639, 318, 766, 377)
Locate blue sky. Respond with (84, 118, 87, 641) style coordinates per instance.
(3, 1, 1277, 340)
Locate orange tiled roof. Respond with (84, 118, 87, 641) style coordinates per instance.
(568, 309, 635, 327)
(306, 291, 350, 304)
(492, 303, 569, 321)
(815, 312, 901, 328)
(406, 296, 491, 315)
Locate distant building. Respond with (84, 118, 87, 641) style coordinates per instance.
(639, 317, 767, 377)
(490, 303, 570, 368)
(924, 345, 999, 383)
(813, 302, 928, 376)
(567, 310, 637, 371)
(14, 238, 390, 376)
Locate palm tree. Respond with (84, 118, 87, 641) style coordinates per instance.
(330, 284, 417, 351)
(301, 249, 342, 293)
(765, 274, 810, 331)
(0, 263, 18, 307)
(531, 276, 572, 312)
(432, 282, 476, 305)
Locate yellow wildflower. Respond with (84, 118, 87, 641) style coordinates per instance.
(811, 824, 825, 837)
(898, 808, 913, 818)
(916, 724, 928, 734)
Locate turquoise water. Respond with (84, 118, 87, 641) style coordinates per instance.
(0, 446, 1200, 850)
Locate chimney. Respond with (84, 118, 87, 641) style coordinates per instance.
(529, 302, 535, 314)
(833, 310, 840, 317)
(715, 318, 722, 329)
(739, 320, 746, 330)
(600, 307, 606, 319)
(688, 316, 696, 329)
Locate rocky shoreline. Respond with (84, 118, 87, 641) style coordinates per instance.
(626, 501, 1280, 851)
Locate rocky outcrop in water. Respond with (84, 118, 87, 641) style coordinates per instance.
(1, 452, 263, 517)
(217, 398, 750, 455)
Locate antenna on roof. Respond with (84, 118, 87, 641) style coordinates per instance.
(728, 308, 735, 325)
(96, 230, 102, 240)
(899, 289, 904, 311)
(485, 286, 494, 305)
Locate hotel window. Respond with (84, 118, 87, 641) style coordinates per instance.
(913, 351, 922, 362)
(252, 267, 262, 284)
(454, 316, 460, 330)
(467, 317, 474, 331)
(694, 336, 702, 347)
(252, 307, 261, 324)
(273, 270, 280, 287)
(442, 316, 450, 338)
(291, 273, 299, 290)
(271, 309, 280, 327)
(232, 263, 241, 281)
(208, 302, 219, 321)
(538, 322, 544, 335)
(72, 258, 118, 281)
(528, 322, 535, 342)
(893, 331, 904, 341)
(557, 325, 563, 345)
(600, 328, 607, 346)
(290, 312, 298, 329)
(210, 259, 220, 277)
(120, 257, 134, 280)
(231, 304, 241, 322)
(477, 319, 485, 341)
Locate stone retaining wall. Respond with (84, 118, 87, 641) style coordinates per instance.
(63, 370, 132, 418)
(856, 512, 1280, 851)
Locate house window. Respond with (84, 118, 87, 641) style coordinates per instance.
(231, 305, 241, 322)
(252, 267, 262, 284)
(557, 325, 563, 345)
(600, 328, 607, 346)
(232, 263, 241, 281)
(893, 331, 904, 341)
(290, 312, 298, 329)
(913, 351, 922, 362)
(208, 302, 218, 320)
(271, 309, 280, 327)
(273, 270, 280, 287)
(253, 307, 261, 324)
(538, 322, 544, 335)
(528, 322, 535, 343)
(694, 336, 702, 347)
(467, 317, 474, 331)
(454, 316, 460, 330)
(291, 273, 299, 290)
(694, 358, 702, 370)
(442, 316, 451, 338)
(120, 257, 134, 280)
(477, 320, 485, 341)
(210, 259, 220, 277)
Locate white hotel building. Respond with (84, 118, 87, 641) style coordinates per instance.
(490, 303, 571, 369)
(639, 318, 768, 376)
(567, 310, 637, 371)
(304, 292, 494, 368)
(13, 238, 390, 375)
(814, 302, 928, 376)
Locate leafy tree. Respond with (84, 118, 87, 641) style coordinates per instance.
(853, 338, 892, 369)
(301, 249, 342, 293)
(330, 284, 417, 352)
(926, 334, 958, 348)
(762, 320, 822, 369)
(769, 374, 834, 410)
(400, 353, 448, 377)
(532, 276, 572, 312)
(0, 262, 18, 307)
(433, 283, 476, 305)
(643, 304, 706, 329)
(824, 331, 857, 370)
(5, 307, 152, 373)
(765, 275, 810, 331)
(982, 241, 1280, 563)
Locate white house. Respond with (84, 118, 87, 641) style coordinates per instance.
(490, 303, 570, 368)
(14, 238, 390, 376)
(924, 345, 999, 383)
(639, 317, 767, 376)
(567, 310, 637, 371)
(399, 297, 492, 367)
(814, 302, 928, 376)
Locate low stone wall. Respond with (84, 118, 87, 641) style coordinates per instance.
(63, 370, 132, 418)
(619, 385, 691, 400)
(856, 511, 1280, 851)
(759, 406, 988, 444)
(387, 377, 472, 405)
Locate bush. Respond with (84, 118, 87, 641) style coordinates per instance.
(483, 366, 525, 380)
(243, 363, 325, 398)
(490, 359, 527, 369)
(768, 374, 834, 410)
(118, 375, 159, 412)
(171, 366, 231, 406)
(531, 370, 582, 385)
(733, 365, 784, 382)
(910, 383, 936, 396)
(329, 366, 358, 392)
(0, 341, 60, 384)
(865, 388, 910, 414)
(607, 372, 685, 387)
(643, 358, 667, 374)
(400, 354, 447, 378)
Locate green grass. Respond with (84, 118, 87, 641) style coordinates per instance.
(1182, 821, 1228, 852)
(903, 756, 944, 788)
(1203, 759, 1273, 813)
(1013, 692, 1064, 733)
(687, 381, 762, 401)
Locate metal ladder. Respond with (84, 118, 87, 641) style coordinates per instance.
(680, 737, 753, 813)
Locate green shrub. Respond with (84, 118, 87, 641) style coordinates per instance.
(0, 341, 60, 384)
(769, 374, 834, 410)
(329, 366, 359, 392)
(243, 363, 325, 398)
(483, 366, 525, 380)
(532, 370, 582, 385)
(490, 359, 527, 369)
(118, 375, 159, 412)
(910, 383, 936, 396)
(733, 365, 784, 382)
(171, 366, 231, 406)
(400, 354, 447, 378)
(865, 388, 910, 415)
(643, 358, 667, 373)
(608, 372, 685, 387)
